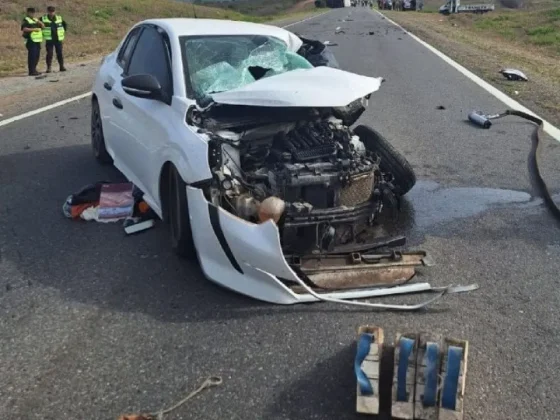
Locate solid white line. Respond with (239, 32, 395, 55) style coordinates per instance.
(372, 9, 560, 141)
(0, 12, 330, 129)
(0, 92, 91, 128)
(281, 10, 331, 28)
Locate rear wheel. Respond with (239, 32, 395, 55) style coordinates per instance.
(167, 165, 197, 260)
(354, 124, 416, 196)
(91, 98, 112, 164)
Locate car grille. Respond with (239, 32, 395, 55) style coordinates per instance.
(339, 170, 374, 207)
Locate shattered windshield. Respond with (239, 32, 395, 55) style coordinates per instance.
(180, 35, 313, 99)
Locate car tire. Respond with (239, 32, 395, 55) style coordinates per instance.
(91, 98, 113, 164)
(353, 124, 416, 196)
(168, 165, 197, 260)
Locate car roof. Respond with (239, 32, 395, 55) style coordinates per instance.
(138, 18, 295, 39)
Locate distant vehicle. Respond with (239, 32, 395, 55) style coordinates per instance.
(439, 0, 494, 14)
(378, 0, 394, 9)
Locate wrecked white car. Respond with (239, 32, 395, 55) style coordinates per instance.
(91, 18, 418, 305)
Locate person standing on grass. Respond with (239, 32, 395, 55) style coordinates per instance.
(20, 7, 44, 76)
(41, 6, 67, 72)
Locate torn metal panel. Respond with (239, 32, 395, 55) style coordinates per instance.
(208, 66, 383, 108)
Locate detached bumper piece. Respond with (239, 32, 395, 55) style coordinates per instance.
(355, 327, 469, 419)
(285, 251, 433, 291)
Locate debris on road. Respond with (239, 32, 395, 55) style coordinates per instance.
(323, 40, 338, 46)
(335, 26, 346, 34)
(63, 182, 157, 231)
(355, 326, 469, 419)
(437, 105, 446, 110)
(368, 31, 375, 35)
(467, 109, 560, 221)
(117, 376, 222, 420)
(499, 68, 528, 81)
(124, 218, 156, 235)
(23, 145, 30, 150)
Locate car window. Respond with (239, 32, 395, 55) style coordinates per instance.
(180, 35, 312, 100)
(117, 27, 142, 69)
(126, 26, 173, 97)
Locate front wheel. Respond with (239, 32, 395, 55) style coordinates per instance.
(353, 125, 416, 196)
(91, 98, 113, 164)
(168, 166, 197, 260)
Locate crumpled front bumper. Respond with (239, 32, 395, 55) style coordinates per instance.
(186, 186, 419, 304)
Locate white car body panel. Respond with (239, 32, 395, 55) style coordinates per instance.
(187, 187, 408, 304)
(210, 67, 383, 108)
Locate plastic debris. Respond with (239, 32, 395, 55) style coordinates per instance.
(323, 40, 338, 46)
(499, 68, 528, 81)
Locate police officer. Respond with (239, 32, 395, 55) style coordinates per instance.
(20, 7, 44, 76)
(41, 6, 67, 72)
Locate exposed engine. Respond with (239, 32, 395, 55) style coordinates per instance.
(199, 108, 398, 255)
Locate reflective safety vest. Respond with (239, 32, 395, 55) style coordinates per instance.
(41, 15, 65, 41)
(24, 17, 43, 43)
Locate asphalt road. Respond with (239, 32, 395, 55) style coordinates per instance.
(2, 8, 560, 420)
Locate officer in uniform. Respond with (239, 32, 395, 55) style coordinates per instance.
(41, 6, 67, 72)
(20, 7, 44, 76)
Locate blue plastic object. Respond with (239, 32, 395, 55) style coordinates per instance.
(422, 342, 439, 406)
(354, 333, 374, 395)
(397, 337, 415, 401)
(441, 345, 463, 410)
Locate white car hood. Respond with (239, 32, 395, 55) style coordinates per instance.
(209, 67, 383, 108)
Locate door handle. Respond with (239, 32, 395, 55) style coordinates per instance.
(103, 82, 112, 91)
(112, 98, 123, 109)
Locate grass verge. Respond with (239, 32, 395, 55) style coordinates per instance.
(379, 4, 560, 126)
(0, 0, 322, 76)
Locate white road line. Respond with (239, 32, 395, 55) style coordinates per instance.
(281, 10, 331, 28)
(0, 12, 330, 129)
(0, 92, 91, 128)
(372, 9, 560, 141)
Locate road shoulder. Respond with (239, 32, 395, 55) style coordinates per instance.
(0, 12, 326, 122)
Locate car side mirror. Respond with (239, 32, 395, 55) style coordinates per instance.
(122, 74, 166, 102)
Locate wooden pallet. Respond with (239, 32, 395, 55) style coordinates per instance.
(355, 327, 469, 419)
(439, 338, 468, 420)
(355, 326, 384, 415)
(392, 332, 418, 419)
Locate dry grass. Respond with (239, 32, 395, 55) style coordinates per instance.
(381, 2, 560, 125)
(0, 0, 318, 76)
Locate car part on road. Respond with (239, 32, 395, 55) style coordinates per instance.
(468, 109, 560, 221)
(118, 376, 222, 420)
(499, 68, 528, 81)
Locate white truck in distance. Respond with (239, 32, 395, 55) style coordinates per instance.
(439, 0, 494, 14)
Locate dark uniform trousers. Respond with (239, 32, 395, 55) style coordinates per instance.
(26, 40, 41, 75)
(46, 40, 64, 68)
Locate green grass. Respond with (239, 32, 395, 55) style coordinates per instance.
(0, 0, 316, 76)
(464, 6, 560, 49)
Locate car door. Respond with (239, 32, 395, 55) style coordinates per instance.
(100, 26, 143, 163)
(110, 25, 175, 199)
